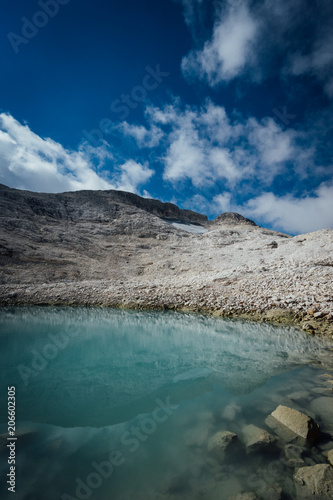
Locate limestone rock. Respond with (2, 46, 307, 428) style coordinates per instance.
(241, 424, 276, 453)
(212, 212, 257, 226)
(228, 493, 259, 500)
(266, 405, 320, 445)
(294, 464, 333, 499)
(257, 482, 283, 500)
(328, 449, 333, 466)
(287, 390, 310, 402)
(311, 387, 333, 396)
(310, 397, 333, 432)
(222, 402, 242, 421)
(284, 444, 305, 467)
(207, 430, 239, 462)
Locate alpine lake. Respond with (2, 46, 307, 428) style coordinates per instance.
(0, 307, 333, 500)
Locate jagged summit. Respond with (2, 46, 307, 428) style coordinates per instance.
(213, 212, 257, 226)
(0, 183, 260, 229)
(0, 183, 208, 226)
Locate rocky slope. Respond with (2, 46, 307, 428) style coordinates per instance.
(0, 183, 332, 336)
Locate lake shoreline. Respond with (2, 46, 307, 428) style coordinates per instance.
(1, 281, 333, 338)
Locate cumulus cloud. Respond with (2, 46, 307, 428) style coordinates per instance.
(151, 102, 245, 187)
(163, 130, 206, 186)
(242, 182, 333, 234)
(115, 122, 163, 148)
(0, 113, 154, 194)
(142, 98, 331, 234)
(247, 118, 295, 165)
(208, 182, 333, 234)
(213, 192, 232, 213)
(115, 160, 154, 192)
(180, 0, 333, 98)
(182, 2, 258, 85)
(147, 100, 310, 189)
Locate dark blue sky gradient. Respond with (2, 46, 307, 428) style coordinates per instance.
(2, 0, 191, 145)
(1, 0, 332, 233)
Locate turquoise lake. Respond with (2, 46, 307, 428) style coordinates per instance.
(0, 307, 332, 500)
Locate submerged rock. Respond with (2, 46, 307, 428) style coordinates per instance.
(310, 397, 333, 433)
(257, 482, 283, 500)
(284, 444, 305, 468)
(287, 390, 310, 402)
(241, 424, 276, 453)
(266, 405, 320, 445)
(161, 472, 189, 494)
(207, 430, 239, 462)
(222, 402, 242, 421)
(228, 493, 259, 500)
(328, 449, 333, 466)
(294, 464, 333, 499)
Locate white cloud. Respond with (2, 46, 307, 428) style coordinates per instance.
(248, 118, 295, 165)
(213, 192, 232, 213)
(147, 100, 308, 188)
(175, 0, 206, 41)
(180, 0, 333, 100)
(164, 128, 211, 187)
(114, 122, 164, 148)
(153, 101, 244, 187)
(116, 160, 154, 193)
(199, 182, 333, 234)
(181, 3, 259, 85)
(243, 182, 333, 234)
(287, 32, 333, 98)
(209, 148, 241, 183)
(182, 193, 214, 214)
(145, 98, 332, 234)
(0, 113, 154, 194)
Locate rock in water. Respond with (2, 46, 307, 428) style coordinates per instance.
(294, 464, 333, 499)
(266, 405, 320, 445)
(284, 444, 305, 468)
(241, 424, 276, 453)
(207, 430, 239, 462)
(328, 449, 333, 466)
(310, 397, 333, 434)
(228, 493, 259, 500)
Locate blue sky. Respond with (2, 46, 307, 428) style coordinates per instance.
(0, 0, 332, 234)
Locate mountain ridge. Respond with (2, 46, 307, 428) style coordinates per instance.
(0, 183, 332, 337)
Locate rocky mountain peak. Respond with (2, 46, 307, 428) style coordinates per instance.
(213, 212, 257, 226)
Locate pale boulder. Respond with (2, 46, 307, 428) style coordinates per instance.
(266, 405, 320, 445)
(294, 464, 333, 499)
(241, 424, 276, 453)
(207, 430, 239, 462)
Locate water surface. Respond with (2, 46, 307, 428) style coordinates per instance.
(0, 307, 332, 500)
